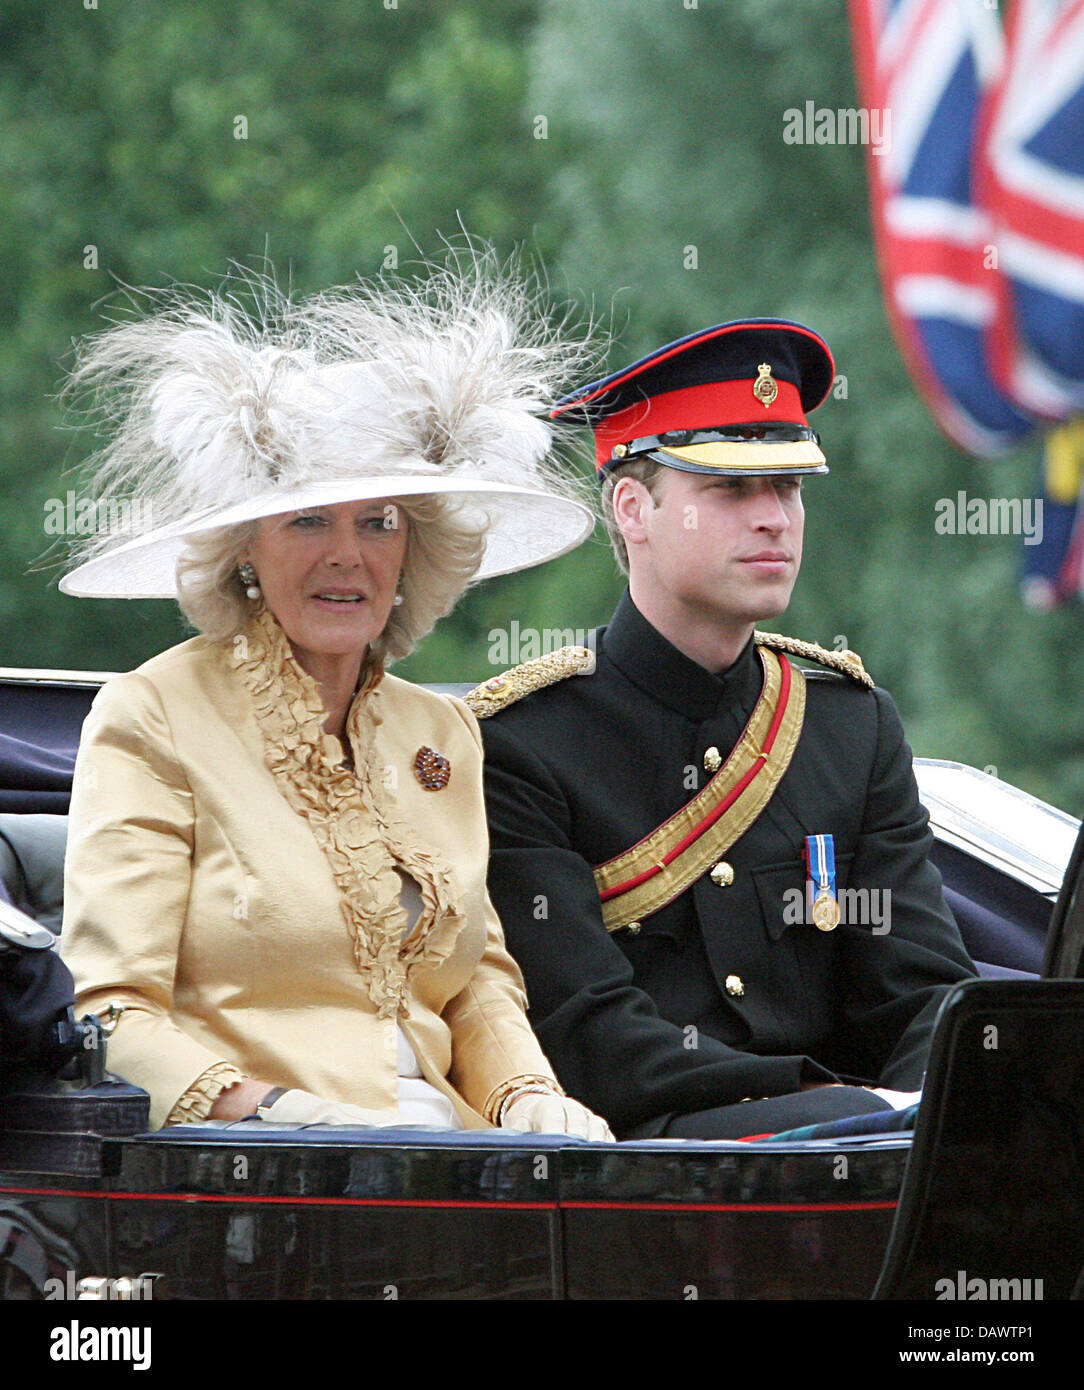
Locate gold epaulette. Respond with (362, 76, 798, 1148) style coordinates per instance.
(754, 631, 874, 688)
(464, 645, 595, 719)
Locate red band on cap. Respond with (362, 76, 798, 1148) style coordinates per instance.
(595, 379, 806, 469)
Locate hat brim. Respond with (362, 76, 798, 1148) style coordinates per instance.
(650, 440, 828, 476)
(59, 476, 594, 598)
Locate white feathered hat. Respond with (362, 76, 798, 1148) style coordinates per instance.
(59, 264, 596, 597)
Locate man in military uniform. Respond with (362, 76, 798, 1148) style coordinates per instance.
(470, 319, 976, 1140)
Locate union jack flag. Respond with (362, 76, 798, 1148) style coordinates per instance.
(850, 0, 1036, 454)
(1020, 419, 1084, 606)
(975, 0, 1084, 422)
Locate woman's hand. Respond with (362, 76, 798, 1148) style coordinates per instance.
(208, 1077, 280, 1121)
(209, 1080, 397, 1125)
(501, 1092, 614, 1141)
(255, 1088, 399, 1126)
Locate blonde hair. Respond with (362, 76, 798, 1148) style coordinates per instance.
(600, 456, 667, 574)
(175, 493, 486, 661)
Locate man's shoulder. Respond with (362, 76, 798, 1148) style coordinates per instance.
(468, 631, 878, 730)
(465, 645, 600, 726)
(754, 631, 874, 689)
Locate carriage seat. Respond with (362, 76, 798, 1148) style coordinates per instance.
(0, 813, 67, 934)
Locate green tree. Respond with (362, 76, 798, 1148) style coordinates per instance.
(1, 0, 584, 678)
(1, 0, 1080, 811)
(526, 0, 1084, 809)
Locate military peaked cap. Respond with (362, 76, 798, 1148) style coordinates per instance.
(552, 318, 835, 477)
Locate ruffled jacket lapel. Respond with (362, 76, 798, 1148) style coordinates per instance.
(234, 606, 467, 1020)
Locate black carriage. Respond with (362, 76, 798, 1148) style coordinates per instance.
(2, 667, 1083, 1301)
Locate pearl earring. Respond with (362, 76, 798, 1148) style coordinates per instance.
(239, 562, 261, 600)
(393, 574, 404, 607)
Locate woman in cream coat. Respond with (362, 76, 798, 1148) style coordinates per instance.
(60, 266, 611, 1138)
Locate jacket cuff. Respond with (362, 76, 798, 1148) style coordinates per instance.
(164, 1061, 245, 1126)
(481, 1073, 565, 1127)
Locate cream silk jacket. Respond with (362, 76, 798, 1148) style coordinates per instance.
(61, 608, 558, 1130)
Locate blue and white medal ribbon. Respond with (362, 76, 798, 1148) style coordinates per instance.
(804, 833, 840, 931)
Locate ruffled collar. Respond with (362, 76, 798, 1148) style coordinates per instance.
(232, 604, 467, 1019)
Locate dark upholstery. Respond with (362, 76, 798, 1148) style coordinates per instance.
(0, 814, 68, 934)
(0, 681, 92, 813)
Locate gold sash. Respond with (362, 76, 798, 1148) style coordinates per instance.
(593, 648, 805, 931)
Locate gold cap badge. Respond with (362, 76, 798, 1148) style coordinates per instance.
(753, 363, 778, 409)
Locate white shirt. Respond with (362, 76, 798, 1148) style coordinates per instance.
(395, 871, 463, 1129)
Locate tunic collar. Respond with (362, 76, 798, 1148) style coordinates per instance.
(602, 589, 763, 721)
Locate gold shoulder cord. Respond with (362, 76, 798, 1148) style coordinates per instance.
(754, 631, 873, 688)
(466, 635, 870, 716)
(464, 645, 595, 719)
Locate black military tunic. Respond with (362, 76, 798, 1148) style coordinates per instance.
(480, 591, 976, 1139)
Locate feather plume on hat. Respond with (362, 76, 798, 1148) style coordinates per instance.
(60, 259, 599, 598)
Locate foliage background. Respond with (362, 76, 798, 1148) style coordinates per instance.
(2, 0, 1081, 810)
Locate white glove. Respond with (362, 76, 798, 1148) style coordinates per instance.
(501, 1092, 614, 1142)
(256, 1088, 400, 1127)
